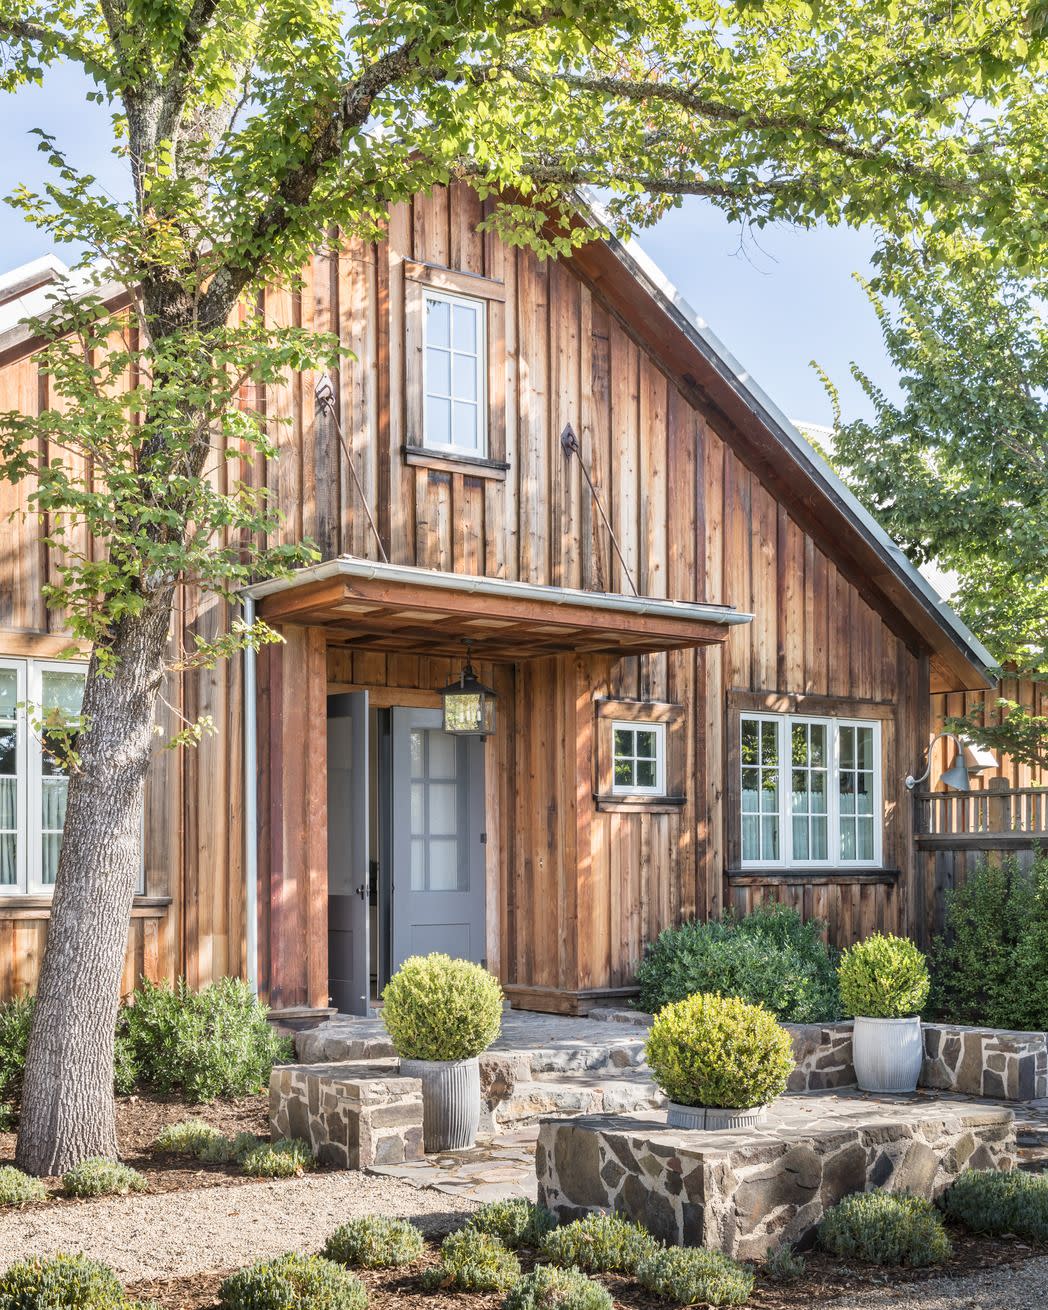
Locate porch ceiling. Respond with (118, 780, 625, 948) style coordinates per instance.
(247, 558, 752, 660)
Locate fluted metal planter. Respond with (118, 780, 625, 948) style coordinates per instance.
(666, 1102, 769, 1131)
(399, 1056, 481, 1151)
(852, 1015, 923, 1093)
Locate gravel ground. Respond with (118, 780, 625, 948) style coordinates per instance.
(821, 1255, 1048, 1308)
(0, 1171, 477, 1282)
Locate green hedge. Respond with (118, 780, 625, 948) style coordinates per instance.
(635, 904, 840, 1021)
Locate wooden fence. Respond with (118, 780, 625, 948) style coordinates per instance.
(914, 776, 1048, 945)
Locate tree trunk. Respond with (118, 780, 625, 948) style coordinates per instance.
(16, 596, 173, 1176)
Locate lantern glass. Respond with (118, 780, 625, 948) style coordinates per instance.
(441, 666, 497, 737)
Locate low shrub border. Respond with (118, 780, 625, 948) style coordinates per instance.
(818, 1192, 952, 1267)
(940, 1169, 1048, 1240)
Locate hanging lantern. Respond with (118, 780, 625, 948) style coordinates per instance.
(441, 644, 497, 737)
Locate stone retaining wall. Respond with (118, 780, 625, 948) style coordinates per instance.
(536, 1097, 1016, 1259)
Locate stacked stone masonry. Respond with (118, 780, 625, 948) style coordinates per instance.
(536, 1097, 1016, 1259)
(270, 1061, 424, 1169)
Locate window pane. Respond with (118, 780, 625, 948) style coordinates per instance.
(793, 816, 809, 862)
(857, 726, 874, 771)
(635, 730, 657, 759)
(857, 818, 874, 861)
(410, 782, 424, 835)
(742, 815, 759, 862)
(426, 297, 450, 346)
(428, 839, 460, 891)
(811, 772, 827, 812)
(427, 346, 451, 395)
(425, 395, 451, 445)
(792, 723, 808, 767)
(0, 670, 15, 717)
(636, 759, 656, 788)
(760, 777, 779, 812)
(811, 817, 828, 860)
(452, 304, 477, 352)
(762, 816, 779, 860)
(42, 777, 67, 831)
(839, 726, 854, 769)
(856, 773, 874, 814)
(0, 727, 15, 776)
(760, 722, 778, 766)
(741, 768, 759, 809)
(840, 820, 855, 861)
(810, 724, 827, 767)
(411, 837, 425, 891)
(614, 728, 633, 758)
(452, 352, 477, 402)
(429, 782, 458, 837)
(741, 718, 758, 763)
(0, 776, 15, 829)
(0, 832, 14, 886)
(839, 779, 855, 815)
(451, 400, 478, 449)
(428, 732, 457, 779)
(615, 758, 634, 786)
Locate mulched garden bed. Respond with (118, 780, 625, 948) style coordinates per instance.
(126, 1226, 1047, 1310)
(0, 1092, 271, 1197)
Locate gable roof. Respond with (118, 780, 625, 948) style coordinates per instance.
(0, 224, 995, 692)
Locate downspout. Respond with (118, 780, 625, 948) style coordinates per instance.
(243, 595, 259, 997)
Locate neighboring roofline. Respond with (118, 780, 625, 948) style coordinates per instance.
(579, 195, 995, 687)
(241, 556, 754, 627)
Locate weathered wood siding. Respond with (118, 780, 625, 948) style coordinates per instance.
(0, 182, 938, 1003)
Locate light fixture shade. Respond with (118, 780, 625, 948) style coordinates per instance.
(960, 736, 999, 774)
(441, 663, 497, 736)
(940, 758, 971, 791)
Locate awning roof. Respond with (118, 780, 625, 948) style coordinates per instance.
(245, 558, 752, 660)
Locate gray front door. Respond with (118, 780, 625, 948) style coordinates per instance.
(327, 692, 370, 1015)
(391, 707, 486, 969)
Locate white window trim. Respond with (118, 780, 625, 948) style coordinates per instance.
(610, 720, 667, 797)
(421, 288, 488, 458)
(739, 712, 883, 870)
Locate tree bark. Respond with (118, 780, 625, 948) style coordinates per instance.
(16, 595, 173, 1176)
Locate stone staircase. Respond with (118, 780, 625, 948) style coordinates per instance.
(294, 1007, 664, 1133)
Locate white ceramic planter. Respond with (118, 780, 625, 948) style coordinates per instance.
(666, 1102, 769, 1131)
(852, 1015, 923, 1093)
(399, 1056, 481, 1151)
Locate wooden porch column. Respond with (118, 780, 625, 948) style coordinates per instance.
(260, 624, 329, 1009)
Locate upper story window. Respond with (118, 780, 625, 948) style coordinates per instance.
(423, 290, 487, 457)
(739, 712, 882, 868)
(0, 657, 87, 895)
(611, 721, 666, 797)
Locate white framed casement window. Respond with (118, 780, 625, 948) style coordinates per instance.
(422, 289, 487, 457)
(611, 721, 666, 797)
(0, 656, 89, 895)
(739, 713, 882, 868)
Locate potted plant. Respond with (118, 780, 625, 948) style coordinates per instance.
(837, 933, 930, 1093)
(644, 992, 794, 1129)
(381, 953, 503, 1151)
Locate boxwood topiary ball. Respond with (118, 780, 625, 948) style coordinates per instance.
(644, 992, 794, 1109)
(381, 954, 502, 1062)
(837, 934, 929, 1019)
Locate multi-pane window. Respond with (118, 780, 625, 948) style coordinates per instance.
(0, 658, 87, 894)
(740, 713, 882, 867)
(409, 728, 466, 892)
(423, 291, 486, 456)
(611, 722, 666, 796)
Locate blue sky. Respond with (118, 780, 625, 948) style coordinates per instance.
(2, 67, 896, 429)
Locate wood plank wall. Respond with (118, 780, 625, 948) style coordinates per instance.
(930, 673, 1048, 788)
(0, 182, 937, 1003)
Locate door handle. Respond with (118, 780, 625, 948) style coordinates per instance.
(355, 883, 367, 901)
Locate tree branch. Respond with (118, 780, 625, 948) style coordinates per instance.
(0, 14, 106, 72)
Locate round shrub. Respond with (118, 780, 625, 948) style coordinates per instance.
(117, 978, 293, 1103)
(0, 1165, 46, 1207)
(636, 905, 840, 1022)
(503, 1266, 611, 1310)
(539, 1214, 657, 1275)
(239, 1138, 313, 1178)
(837, 935, 930, 1019)
(323, 1216, 425, 1268)
(381, 954, 502, 1061)
(154, 1119, 227, 1156)
(635, 1246, 754, 1307)
(424, 1228, 520, 1292)
(218, 1254, 367, 1310)
(645, 992, 794, 1109)
(818, 1191, 951, 1266)
(0, 1255, 126, 1310)
(468, 1199, 558, 1249)
(940, 1168, 1048, 1240)
(61, 1159, 146, 1199)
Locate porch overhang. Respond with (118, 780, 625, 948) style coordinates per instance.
(244, 558, 751, 659)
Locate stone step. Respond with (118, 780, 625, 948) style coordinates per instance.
(491, 1072, 664, 1129)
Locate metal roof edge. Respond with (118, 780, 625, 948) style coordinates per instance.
(579, 192, 996, 683)
(241, 556, 754, 626)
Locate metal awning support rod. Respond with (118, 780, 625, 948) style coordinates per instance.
(561, 422, 638, 597)
(315, 375, 388, 564)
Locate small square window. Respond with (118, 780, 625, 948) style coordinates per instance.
(610, 722, 666, 796)
(423, 291, 486, 456)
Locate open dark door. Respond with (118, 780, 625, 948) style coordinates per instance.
(327, 691, 370, 1015)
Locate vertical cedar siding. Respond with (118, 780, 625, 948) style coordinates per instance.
(0, 183, 935, 1003)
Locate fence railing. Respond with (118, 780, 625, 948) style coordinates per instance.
(914, 779, 1048, 838)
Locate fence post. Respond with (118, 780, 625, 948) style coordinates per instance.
(986, 776, 1010, 834)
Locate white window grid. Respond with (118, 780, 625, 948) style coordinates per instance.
(421, 289, 487, 457)
(739, 712, 883, 869)
(610, 720, 667, 797)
